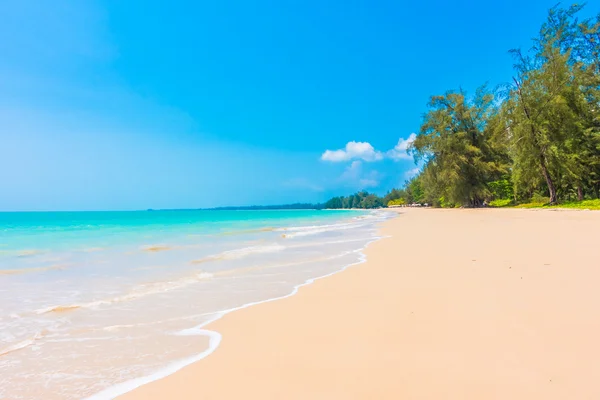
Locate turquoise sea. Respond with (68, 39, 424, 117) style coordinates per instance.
(0, 209, 391, 399)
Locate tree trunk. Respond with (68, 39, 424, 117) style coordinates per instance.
(512, 78, 558, 205)
(540, 157, 557, 204)
(577, 185, 584, 201)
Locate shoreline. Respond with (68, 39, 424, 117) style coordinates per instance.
(1, 209, 387, 400)
(85, 217, 392, 400)
(119, 208, 600, 399)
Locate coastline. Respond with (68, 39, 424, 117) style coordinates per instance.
(82, 212, 389, 400)
(118, 208, 600, 399)
(1, 209, 387, 400)
(86, 238, 384, 400)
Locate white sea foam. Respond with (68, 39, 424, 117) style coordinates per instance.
(83, 234, 388, 400)
(1, 209, 395, 399)
(34, 272, 215, 315)
(0, 330, 46, 357)
(279, 221, 364, 238)
(32, 244, 286, 316)
(211, 243, 285, 259)
(29, 239, 339, 317)
(102, 324, 138, 332)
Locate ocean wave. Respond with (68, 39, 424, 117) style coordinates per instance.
(83, 234, 385, 400)
(35, 272, 214, 315)
(0, 330, 47, 357)
(33, 244, 285, 315)
(278, 222, 363, 238)
(17, 249, 44, 257)
(0, 264, 68, 276)
(216, 227, 275, 236)
(102, 324, 139, 332)
(191, 244, 285, 264)
(0, 249, 45, 258)
(141, 245, 173, 252)
(38, 243, 360, 317)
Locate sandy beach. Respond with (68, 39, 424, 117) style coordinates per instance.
(120, 208, 600, 400)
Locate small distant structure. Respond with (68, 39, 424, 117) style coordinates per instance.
(387, 200, 430, 208)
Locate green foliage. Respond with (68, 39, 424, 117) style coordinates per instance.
(411, 87, 507, 207)
(517, 199, 600, 210)
(488, 179, 513, 200)
(501, 4, 600, 204)
(213, 203, 321, 210)
(323, 191, 384, 209)
(382, 188, 406, 205)
(438, 196, 456, 208)
(387, 198, 406, 206)
(406, 177, 424, 204)
(326, 6, 599, 210)
(556, 200, 600, 210)
(405, 4, 600, 207)
(489, 198, 513, 207)
(323, 180, 429, 210)
(531, 193, 551, 204)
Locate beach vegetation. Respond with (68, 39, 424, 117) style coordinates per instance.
(488, 198, 513, 208)
(323, 191, 384, 209)
(322, 5, 599, 211)
(387, 198, 406, 206)
(517, 199, 600, 210)
(405, 4, 600, 208)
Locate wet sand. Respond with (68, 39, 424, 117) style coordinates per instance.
(120, 208, 600, 399)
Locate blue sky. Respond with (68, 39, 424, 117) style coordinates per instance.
(1, 0, 596, 210)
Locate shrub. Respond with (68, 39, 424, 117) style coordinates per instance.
(489, 198, 512, 207)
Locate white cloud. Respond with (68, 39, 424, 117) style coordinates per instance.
(319, 134, 419, 191)
(339, 161, 380, 189)
(386, 133, 416, 161)
(321, 134, 417, 163)
(321, 141, 383, 162)
(340, 160, 363, 180)
(404, 167, 421, 179)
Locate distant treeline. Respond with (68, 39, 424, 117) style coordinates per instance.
(321, 181, 425, 209)
(210, 196, 400, 211)
(208, 190, 422, 211)
(322, 191, 383, 209)
(209, 203, 321, 211)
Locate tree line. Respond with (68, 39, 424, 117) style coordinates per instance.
(409, 5, 599, 207)
(325, 5, 599, 209)
(323, 191, 385, 209)
(321, 179, 425, 209)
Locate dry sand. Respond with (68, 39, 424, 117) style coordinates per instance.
(120, 208, 600, 399)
